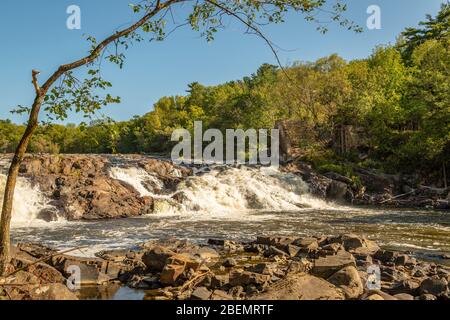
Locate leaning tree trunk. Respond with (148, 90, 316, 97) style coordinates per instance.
(0, 88, 43, 275)
(0, 1, 173, 275)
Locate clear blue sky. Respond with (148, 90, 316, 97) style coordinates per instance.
(0, 0, 445, 124)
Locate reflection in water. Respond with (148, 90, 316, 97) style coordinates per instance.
(78, 284, 145, 300)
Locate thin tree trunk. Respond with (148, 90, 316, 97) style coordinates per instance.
(0, 76, 43, 275)
(0, 0, 175, 275)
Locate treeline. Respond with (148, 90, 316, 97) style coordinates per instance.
(1, 5, 449, 180)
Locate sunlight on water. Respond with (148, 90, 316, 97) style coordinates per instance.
(0, 161, 447, 259)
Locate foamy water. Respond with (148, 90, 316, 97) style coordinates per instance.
(109, 165, 341, 218)
(0, 158, 447, 259)
(0, 173, 63, 227)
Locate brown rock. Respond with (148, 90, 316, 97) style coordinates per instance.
(229, 271, 271, 287)
(160, 264, 185, 286)
(251, 274, 345, 300)
(312, 251, 356, 279)
(142, 246, 175, 272)
(327, 266, 363, 299)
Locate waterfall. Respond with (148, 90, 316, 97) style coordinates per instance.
(109, 165, 336, 216)
(0, 173, 58, 226)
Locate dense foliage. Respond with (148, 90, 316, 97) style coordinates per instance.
(1, 4, 449, 182)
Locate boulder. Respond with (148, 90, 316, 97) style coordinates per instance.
(160, 264, 185, 286)
(328, 234, 379, 254)
(374, 250, 399, 263)
(142, 246, 175, 272)
(327, 266, 364, 299)
(251, 274, 345, 300)
(287, 259, 312, 274)
(312, 251, 356, 279)
(191, 287, 212, 300)
(229, 271, 271, 287)
(246, 263, 276, 276)
(256, 237, 294, 246)
(326, 180, 348, 202)
(28, 283, 78, 300)
(419, 277, 448, 297)
(51, 255, 117, 285)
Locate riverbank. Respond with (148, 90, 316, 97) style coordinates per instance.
(1, 234, 449, 300)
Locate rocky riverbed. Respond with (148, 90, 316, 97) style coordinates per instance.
(1, 154, 449, 223)
(1, 234, 449, 300)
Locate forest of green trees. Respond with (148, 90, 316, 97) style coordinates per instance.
(1, 5, 449, 181)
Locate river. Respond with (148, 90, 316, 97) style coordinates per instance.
(1, 159, 448, 262)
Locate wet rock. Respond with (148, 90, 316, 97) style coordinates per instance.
(327, 266, 363, 300)
(419, 277, 448, 297)
(326, 180, 349, 202)
(251, 274, 345, 300)
(36, 208, 59, 222)
(312, 251, 356, 279)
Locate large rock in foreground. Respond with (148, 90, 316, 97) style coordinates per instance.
(251, 274, 345, 300)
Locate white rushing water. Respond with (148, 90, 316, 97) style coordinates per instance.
(109, 165, 339, 218)
(0, 173, 60, 227)
(2, 160, 448, 258)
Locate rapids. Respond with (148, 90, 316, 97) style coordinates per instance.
(0, 158, 448, 260)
